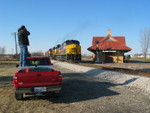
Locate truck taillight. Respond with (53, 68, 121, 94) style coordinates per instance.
(13, 76, 18, 84)
(59, 75, 62, 77)
(58, 75, 62, 81)
(26, 68, 29, 72)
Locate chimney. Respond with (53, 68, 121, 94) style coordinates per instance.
(107, 29, 111, 36)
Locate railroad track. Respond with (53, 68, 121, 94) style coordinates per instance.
(70, 61, 150, 77)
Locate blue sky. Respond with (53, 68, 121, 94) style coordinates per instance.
(0, 0, 150, 55)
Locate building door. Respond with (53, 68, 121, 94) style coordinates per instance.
(105, 52, 113, 63)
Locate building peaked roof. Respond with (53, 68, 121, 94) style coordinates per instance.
(88, 35, 131, 52)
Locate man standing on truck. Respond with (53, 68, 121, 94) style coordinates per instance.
(18, 25, 30, 66)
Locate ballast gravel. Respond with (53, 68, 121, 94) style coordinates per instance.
(52, 60, 150, 94)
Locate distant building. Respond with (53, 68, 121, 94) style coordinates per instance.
(131, 54, 150, 58)
(88, 30, 132, 63)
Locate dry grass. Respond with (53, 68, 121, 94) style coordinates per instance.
(0, 61, 66, 113)
(0, 62, 45, 113)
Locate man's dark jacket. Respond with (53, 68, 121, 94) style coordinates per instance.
(18, 28, 30, 45)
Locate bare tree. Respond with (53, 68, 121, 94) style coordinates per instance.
(0, 46, 6, 55)
(140, 28, 150, 59)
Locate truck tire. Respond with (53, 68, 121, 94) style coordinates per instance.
(15, 92, 23, 100)
(46, 93, 52, 98)
(53, 93, 60, 98)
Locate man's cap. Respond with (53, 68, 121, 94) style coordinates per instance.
(20, 25, 25, 29)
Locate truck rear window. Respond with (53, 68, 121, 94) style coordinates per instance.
(26, 59, 50, 66)
(19, 67, 53, 73)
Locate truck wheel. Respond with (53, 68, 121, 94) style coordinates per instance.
(15, 92, 23, 100)
(46, 93, 52, 98)
(53, 93, 60, 98)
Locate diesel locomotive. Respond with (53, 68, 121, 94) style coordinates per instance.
(49, 40, 81, 62)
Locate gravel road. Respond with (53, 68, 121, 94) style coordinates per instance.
(51, 61, 150, 113)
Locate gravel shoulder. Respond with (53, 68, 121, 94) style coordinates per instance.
(52, 60, 150, 95)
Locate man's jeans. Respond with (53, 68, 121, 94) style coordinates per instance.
(19, 45, 28, 66)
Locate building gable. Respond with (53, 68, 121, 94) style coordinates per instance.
(102, 35, 117, 42)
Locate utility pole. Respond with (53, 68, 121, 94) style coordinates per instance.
(12, 32, 18, 55)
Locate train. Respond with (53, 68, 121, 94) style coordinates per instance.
(49, 40, 81, 62)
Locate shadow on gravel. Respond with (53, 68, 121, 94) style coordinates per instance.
(117, 78, 138, 86)
(50, 68, 139, 103)
(84, 68, 106, 76)
(20, 72, 138, 102)
(50, 72, 119, 103)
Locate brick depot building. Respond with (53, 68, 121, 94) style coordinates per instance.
(88, 30, 132, 63)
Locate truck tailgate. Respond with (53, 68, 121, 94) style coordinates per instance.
(14, 68, 62, 88)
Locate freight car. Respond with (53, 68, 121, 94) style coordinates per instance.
(49, 40, 81, 62)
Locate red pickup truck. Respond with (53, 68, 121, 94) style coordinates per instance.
(13, 56, 62, 100)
